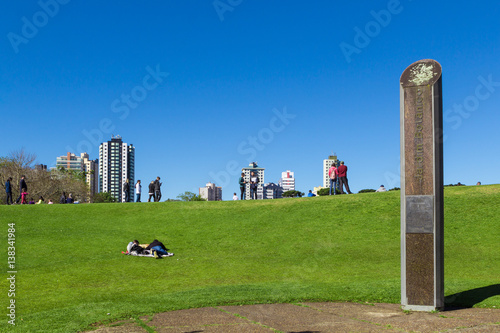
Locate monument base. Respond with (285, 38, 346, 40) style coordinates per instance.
(402, 305, 442, 312)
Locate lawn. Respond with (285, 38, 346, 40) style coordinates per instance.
(0, 185, 499, 332)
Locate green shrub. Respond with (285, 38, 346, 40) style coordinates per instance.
(358, 189, 376, 193)
(92, 192, 117, 203)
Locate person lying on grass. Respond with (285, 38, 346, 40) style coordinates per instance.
(126, 239, 170, 258)
(145, 239, 169, 258)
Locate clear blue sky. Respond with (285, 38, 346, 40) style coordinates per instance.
(1, 1, 499, 200)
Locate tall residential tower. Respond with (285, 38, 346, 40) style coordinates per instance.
(99, 136, 135, 202)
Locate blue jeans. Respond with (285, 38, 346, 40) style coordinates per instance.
(329, 178, 337, 195)
(250, 187, 257, 199)
(151, 246, 168, 255)
(136, 193, 141, 202)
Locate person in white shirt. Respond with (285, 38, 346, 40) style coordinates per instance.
(233, 193, 238, 200)
(135, 180, 142, 202)
(376, 185, 387, 192)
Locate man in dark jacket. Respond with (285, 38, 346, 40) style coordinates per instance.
(123, 179, 130, 202)
(146, 239, 169, 258)
(337, 161, 353, 194)
(148, 181, 155, 202)
(5, 177, 13, 205)
(15, 176, 27, 204)
(154, 177, 162, 202)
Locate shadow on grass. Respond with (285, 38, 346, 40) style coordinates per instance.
(445, 284, 500, 309)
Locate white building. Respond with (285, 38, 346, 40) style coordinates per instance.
(261, 182, 283, 199)
(242, 162, 265, 200)
(279, 170, 295, 192)
(323, 154, 338, 188)
(99, 136, 135, 202)
(199, 182, 222, 201)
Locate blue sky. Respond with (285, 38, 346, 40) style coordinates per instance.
(1, 1, 499, 200)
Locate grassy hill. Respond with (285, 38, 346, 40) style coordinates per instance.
(1, 185, 499, 332)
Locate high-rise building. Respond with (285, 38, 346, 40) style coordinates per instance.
(199, 182, 222, 201)
(261, 182, 283, 199)
(81, 153, 98, 199)
(99, 135, 135, 202)
(55, 152, 98, 199)
(323, 154, 339, 188)
(279, 170, 295, 192)
(242, 162, 265, 200)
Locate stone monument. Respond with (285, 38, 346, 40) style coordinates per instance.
(400, 59, 444, 311)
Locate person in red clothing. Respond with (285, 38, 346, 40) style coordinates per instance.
(337, 161, 353, 194)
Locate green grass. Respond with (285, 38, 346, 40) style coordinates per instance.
(0, 185, 499, 332)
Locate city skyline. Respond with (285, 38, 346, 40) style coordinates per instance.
(2, 2, 499, 200)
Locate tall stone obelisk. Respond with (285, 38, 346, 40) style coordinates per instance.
(400, 59, 444, 311)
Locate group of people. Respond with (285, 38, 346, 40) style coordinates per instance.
(123, 177, 162, 203)
(4, 175, 78, 205)
(126, 239, 171, 259)
(328, 161, 353, 195)
(238, 171, 260, 200)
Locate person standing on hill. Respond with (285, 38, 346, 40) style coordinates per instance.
(250, 171, 259, 200)
(5, 177, 13, 205)
(135, 180, 142, 202)
(15, 175, 27, 204)
(123, 179, 130, 202)
(328, 164, 338, 195)
(337, 161, 353, 194)
(154, 177, 162, 202)
(148, 181, 155, 202)
(238, 172, 246, 200)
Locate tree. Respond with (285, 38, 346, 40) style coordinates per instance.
(176, 191, 206, 201)
(282, 190, 304, 198)
(1, 149, 88, 204)
(92, 192, 117, 203)
(358, 189, 376, 193)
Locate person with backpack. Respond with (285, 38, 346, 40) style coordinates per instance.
(328, 164, 338, 195)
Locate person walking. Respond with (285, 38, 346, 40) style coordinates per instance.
(5, 177, 13, 205)
(337, 161, 353, 194)
(123, 179, 130, 202)
(154, 177, 162, 202)
(238, 172, 246, 200)
(148, 181, 155, 202)
(135, 180, 142, 202)
(15, 175, 27, 204)
(250, 171, 259, 200)
(328, 164, 338, 195)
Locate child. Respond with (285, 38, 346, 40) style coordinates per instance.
(21, 191, 29, 204)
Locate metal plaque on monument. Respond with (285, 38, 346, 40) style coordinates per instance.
(400, 59, 444, 311)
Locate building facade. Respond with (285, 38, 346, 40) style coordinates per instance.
(261, 182, 283, 199)
(81, 153, 98, 199)
(199, 182, 222, 201)
(242, 162, 265, 200)
(279, 170, 295, 192)
(99, 136, 135, 202)
(56, 152, 85, 171)
(55, 152, 98, 199)
(323, 154, 339, 188)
